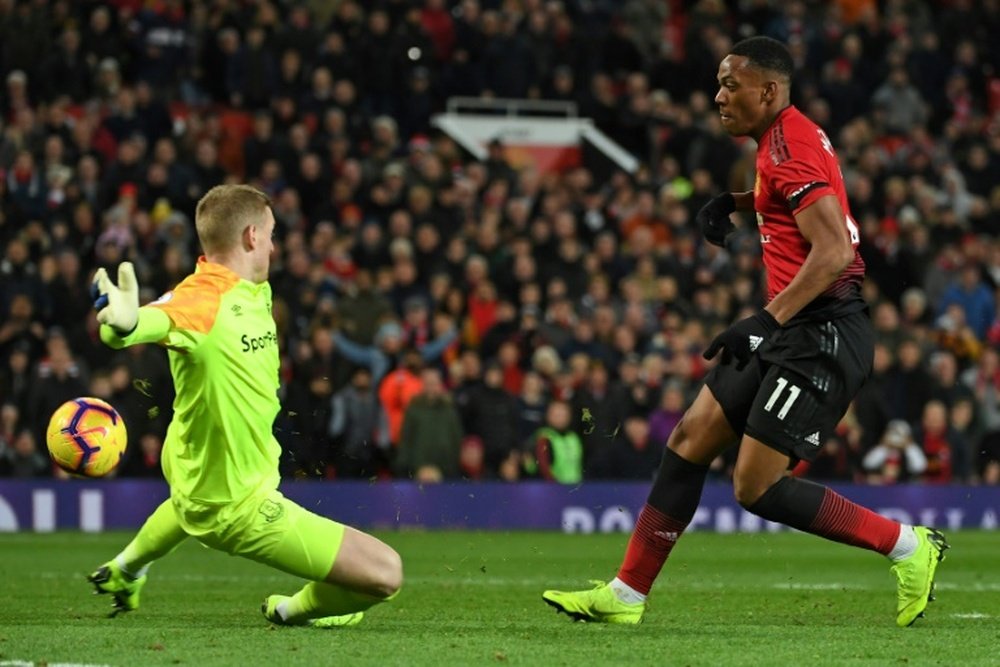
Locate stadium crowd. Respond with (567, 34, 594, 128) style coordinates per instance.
(1, 0, 1000, 486)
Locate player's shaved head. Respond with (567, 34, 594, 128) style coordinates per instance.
(195, 184, 272, 253)
(729, 36, 794, 83)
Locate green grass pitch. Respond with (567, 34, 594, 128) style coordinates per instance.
(1, 530, 997, 666)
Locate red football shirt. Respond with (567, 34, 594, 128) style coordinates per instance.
(754, 105, 865, 302)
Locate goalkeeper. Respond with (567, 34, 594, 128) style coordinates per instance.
(88, 184, 402, 627)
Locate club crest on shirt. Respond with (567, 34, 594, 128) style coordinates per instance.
(258, 498, 284, 523)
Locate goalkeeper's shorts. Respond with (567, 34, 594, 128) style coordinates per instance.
(174, 487, 346, 582)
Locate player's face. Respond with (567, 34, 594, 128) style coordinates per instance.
(715, 55, 771, 138)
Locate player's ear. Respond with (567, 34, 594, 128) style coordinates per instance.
(243, 222, 257, 251)
(761, 80, 777, 103)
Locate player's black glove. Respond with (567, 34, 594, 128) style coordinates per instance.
(703, 309, 779, 370)
(696, 193, 736, 247)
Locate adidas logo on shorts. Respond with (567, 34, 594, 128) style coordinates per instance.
(804, 432, 821, 446)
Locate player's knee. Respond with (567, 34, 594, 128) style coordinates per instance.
(732, 473, 769, 509)
(372, 546, 403, 599)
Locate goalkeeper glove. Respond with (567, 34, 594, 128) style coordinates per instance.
(91, 262, 139, 335)
(703, 309, 779, 370)
(696, 193, 737, 247)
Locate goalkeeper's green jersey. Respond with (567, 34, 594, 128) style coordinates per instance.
(101, 258, 281, 508)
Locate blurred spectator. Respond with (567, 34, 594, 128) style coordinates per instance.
(517, 371, 548, 444)
(606, 414, 662, 480)
(884, 338, 934, 424)
(862, 420, 928, 484)
(25, 332, 86, 446)
(937, 264, 995, 341)
(0, 429, 49, 478)
(396, 368, 463, 482)
(377, 346, 424, 450)
(648, 381, 685, 447)
(572, 360, 629, 478)
(329, 366, 387, 479)
(461, 362, 521, 480)
(527, 400, 583, 484)
(914, 400, 957, 484)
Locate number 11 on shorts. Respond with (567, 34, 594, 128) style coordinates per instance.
(764, 377, 801, 420)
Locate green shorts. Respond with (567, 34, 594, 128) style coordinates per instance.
(173, 488, 346, 582)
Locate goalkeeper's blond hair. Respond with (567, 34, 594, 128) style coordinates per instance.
(195, 184, 272, 254)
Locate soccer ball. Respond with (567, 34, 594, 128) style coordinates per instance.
(46, 398, 128, 477)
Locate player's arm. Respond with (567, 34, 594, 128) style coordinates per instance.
(94, 262, 208, 351)
(763, 195, 855, 325)
(99, 307, 173, 349)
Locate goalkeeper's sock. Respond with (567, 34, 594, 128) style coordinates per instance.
(747, 477, 901, 555)
(115, 555, 149, 580)
(116, 500, 188, 575)
(616, 448, 709, 595)
(278, 582, 385, 624)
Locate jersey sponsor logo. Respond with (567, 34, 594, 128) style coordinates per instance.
(150, 291, 173, 305)
(241, 330, 278, 352)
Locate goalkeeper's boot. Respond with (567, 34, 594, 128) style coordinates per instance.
(88, 560, 146, 615)
(891, 527, 949, 627)
(261, 595, 364, 628)
(542, 580, 645, 624)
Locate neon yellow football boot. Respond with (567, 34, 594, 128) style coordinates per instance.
(542, 580, 645, 624)
(891, 527, 949, 627)
(88, 560, 146, 615)
(261, 595, 364, 628)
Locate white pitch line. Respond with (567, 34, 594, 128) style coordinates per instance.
(950, 613, 992, 619)
(27, 570, 1000, 592)
(0, 662, 113, 667)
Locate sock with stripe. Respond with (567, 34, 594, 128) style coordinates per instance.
(615, 447, 710, 600)
(746, 476, 902, 555)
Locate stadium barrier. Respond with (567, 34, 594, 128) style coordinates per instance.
(0, 480, 997, 533)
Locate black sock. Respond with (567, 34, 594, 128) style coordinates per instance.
(744, 476, 825, 529)
(646, 447, 710, 523)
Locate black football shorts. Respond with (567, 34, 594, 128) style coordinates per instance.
(705, 308, 875, 462)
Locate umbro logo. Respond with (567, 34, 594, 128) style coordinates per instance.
(805, 432, 821, 446)
(749, 335, 764, 352)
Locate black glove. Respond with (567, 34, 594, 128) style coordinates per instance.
(703, 309, 779, 369)
(696, 193, 736, 247)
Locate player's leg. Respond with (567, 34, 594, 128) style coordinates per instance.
(735, 314, 948, 626)
(268, 525, 403, 626)
(543, 368, 749, 623)
(212, 490, 401, 627)
(89, 498, 188, 613)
